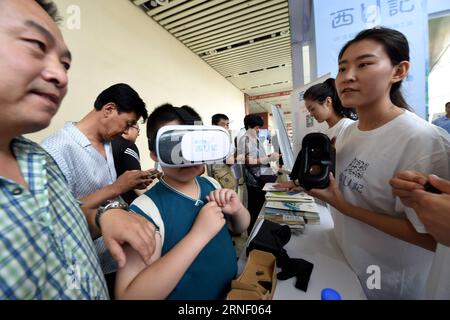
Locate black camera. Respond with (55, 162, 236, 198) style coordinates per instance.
(290, 133, 336, 190)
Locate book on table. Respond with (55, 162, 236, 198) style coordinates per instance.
(262, 214, 306, 232)
(262, 182, 290, 192)
(264, 201, 320, 225)
(265, 191, 315, 203)
(265, 201, 319, 213)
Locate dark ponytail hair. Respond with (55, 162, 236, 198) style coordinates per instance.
(303, 78, 357, 120)
(338, 27, 411, 111)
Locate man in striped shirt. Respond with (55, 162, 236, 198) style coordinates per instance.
(41, 84, 157, 297)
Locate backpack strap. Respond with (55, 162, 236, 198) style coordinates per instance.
(130, 195, 165, 248)
(202, 176, 222, 190)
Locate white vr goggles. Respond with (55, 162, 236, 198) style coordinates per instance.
(156, 125, 231, 167)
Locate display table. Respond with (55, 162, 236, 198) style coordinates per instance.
(237, 201, 367, 300)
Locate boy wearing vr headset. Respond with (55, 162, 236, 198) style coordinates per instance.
(115, 104, 250, 299)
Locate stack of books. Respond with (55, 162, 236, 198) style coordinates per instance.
(262, 185, 321, 229)
(266, 214, 305, 227)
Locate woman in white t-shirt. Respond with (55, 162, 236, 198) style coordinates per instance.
(307, 27, 450, 299)
(275, 78, 356, 190)
(304, 78, 357, 142)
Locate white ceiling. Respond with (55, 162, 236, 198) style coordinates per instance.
(129, 1, 449, 117)
(130, 0, 293, 114)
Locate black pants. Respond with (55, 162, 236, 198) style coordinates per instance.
(246, 184, 266, 235)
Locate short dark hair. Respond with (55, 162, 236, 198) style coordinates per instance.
(94, 83, 148, 122)
(339, 27, 411, 111)
(244, 114, 264, 130)
(211, 113, 229, 125)
(304, 78, 357, 120)
(146, 103, 202, 152)
(35, 0, 61, 23)
(446, 102, 450, 108)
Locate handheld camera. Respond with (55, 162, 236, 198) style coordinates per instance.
(290, 132, 336, 190)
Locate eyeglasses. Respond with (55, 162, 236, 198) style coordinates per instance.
(125, 123, 140, 133)
(130, 125, 140, 133)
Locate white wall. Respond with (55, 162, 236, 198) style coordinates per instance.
(27, 0, 245, 169)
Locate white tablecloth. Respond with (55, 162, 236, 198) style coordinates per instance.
(237, 201, 367, 300)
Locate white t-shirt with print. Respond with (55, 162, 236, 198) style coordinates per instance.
(424, 244, 450, 299)
(325, 117, 355, 142)
(333, 110, 450, 299)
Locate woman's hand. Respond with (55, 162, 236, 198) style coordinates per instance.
(306, 172, 346, 211)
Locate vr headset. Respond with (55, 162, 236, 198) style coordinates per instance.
(156, 125, 231, 167)
(290, 132, 335, 190)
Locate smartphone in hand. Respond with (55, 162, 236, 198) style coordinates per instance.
(424, 182, 442, 194)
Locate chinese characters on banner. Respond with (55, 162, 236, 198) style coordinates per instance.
(314, 0, 428, 119)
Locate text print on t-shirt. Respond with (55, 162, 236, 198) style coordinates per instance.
(339, 158, 369, 194)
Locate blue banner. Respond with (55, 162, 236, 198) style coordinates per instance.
(313, 0, 428, 119)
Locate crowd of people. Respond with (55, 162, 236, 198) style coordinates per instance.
(0, 0, 449, 300)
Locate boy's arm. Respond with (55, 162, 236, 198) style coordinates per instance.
(115, 232, 207, 299)
(227, 206, 250, 234)
(115, 201, 225, 300)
